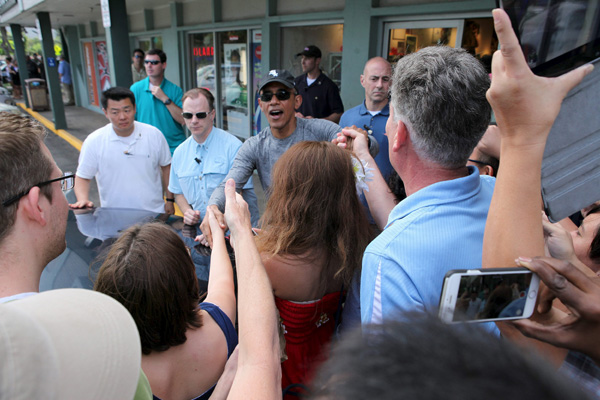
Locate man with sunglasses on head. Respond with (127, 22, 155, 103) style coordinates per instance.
(0, 113, 71, 302)
(130, 48, 185, 154)
(71, 87, 173, 214)
(169, 88, 259, 229)
(199, 69, 378, 246)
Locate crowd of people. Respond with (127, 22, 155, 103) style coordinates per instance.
(1, 7, 600, 400)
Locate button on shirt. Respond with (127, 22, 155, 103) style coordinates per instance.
(169, 127, 253, 220)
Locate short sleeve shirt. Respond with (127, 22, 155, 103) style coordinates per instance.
(130, 77, 185, 154)
(294, 72, 344, 119)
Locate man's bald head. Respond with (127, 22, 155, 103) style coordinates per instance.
(361, 57, 392, 111)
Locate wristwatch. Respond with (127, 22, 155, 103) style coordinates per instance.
(163, 98, 172, 105)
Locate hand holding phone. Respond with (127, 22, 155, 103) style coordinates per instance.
(439, 268, 540, 323)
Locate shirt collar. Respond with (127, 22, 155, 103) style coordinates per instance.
(358, 101, 390, 117)
(109, 122, 138, 141)
(385, 166, 482, 228)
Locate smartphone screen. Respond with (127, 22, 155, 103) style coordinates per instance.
(439, 268, 539, 323)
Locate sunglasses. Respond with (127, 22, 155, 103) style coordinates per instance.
(133, 55, 143, 59)
(144, 60, 161, 65)
(182, 111, 209, 119)
(260, 89, 292, 102)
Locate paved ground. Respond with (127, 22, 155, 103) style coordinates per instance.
(16, 103, 267, 215)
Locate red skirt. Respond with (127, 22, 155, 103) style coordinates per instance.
(276, 291, 342, 396)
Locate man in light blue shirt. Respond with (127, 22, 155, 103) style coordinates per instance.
(359, 46, 496, 332)
(169, 88, 258, 228)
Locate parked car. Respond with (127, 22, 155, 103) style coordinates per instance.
(41, 207, 211, 293)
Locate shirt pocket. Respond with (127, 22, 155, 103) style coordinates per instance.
(176, 170, 200, 204)
(203, 158, 229, 196)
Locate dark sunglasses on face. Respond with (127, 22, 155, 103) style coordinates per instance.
(182, 111, 209, 119)
(260, 89, 292, 102)
(144, 60, 161, 65)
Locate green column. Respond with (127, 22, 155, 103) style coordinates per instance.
(9, 24, 30, 109)
(104, 0, 132, 88)
(63, 25, 83, 106)
(37, 12, 67, 130)
(340, 0, 377, 109)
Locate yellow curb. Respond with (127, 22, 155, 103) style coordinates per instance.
(16, 102, 83, 151)
(16, 102, 183, 217)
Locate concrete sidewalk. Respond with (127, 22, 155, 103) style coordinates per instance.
(17, 103, 107, 150)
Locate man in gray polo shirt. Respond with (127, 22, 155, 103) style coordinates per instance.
(200, 69, 377, 245)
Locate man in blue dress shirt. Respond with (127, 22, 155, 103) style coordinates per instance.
(360, 46, 496, 332)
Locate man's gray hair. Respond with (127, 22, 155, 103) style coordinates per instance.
(391, 46, 491, 168)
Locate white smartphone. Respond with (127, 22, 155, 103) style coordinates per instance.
(438, 268, 540, 324)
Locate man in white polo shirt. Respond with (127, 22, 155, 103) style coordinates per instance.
(71, 87, 174, 214)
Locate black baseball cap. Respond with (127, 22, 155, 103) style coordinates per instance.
(296, 45, 321, 59)
(258, 69, 295, 92)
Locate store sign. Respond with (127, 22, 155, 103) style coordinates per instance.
(229, 36, 239, 41)
(101, 0, 111, 28)
(193, 47, 214, 57)
(0, 0, 16, 15)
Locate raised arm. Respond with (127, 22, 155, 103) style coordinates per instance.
(339, 127, 396, 229)
(201, 140, 257, 247)
(203, 207, 236, 324)
(223, 179, 281, 400)
(482, 8, 592, 357)
(482, 8, 592, 269)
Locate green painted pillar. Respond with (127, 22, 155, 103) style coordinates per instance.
(63, 26, 83, 106)
(340, 0, 377, 109)
(104, 0, 132, 88)
(37, 12, 67, 130)
(9, 24, 30, 109)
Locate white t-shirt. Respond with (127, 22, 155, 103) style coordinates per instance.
(76, 121, 172, 213)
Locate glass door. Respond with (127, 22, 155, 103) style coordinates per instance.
(219, 30, 249, 138)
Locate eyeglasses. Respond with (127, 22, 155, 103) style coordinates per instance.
(260, 90, 292, 102)
(182, 111, 209, 120)
(468, 159, 493, 167)
(133, 55, 143, 59)
(2, 172, 75, 207)
(144, 60, 161, 65)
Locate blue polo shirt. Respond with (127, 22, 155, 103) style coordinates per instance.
(360, 167, 498, 335)
(340, 102, 392, 180)
(168, 127, 254, 220)
(131, 77, 185, 154)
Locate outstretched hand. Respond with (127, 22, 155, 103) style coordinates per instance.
(199, 205, 227, 248)
(486, 9, 593, 148)
(513, 257, 600, 365)
(223, 179, 252, 240)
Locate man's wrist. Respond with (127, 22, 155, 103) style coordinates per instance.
(163, 98, 172, 105)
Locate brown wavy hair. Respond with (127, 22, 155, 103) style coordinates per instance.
(94, 222, 202, 355)
(256, 141, 371, 292)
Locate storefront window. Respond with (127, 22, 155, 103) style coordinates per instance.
(384, 18, 495, 71)
(190, 32, 216, 97)
(219, 30, 249, 138)
(387, 27, 457, 63)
